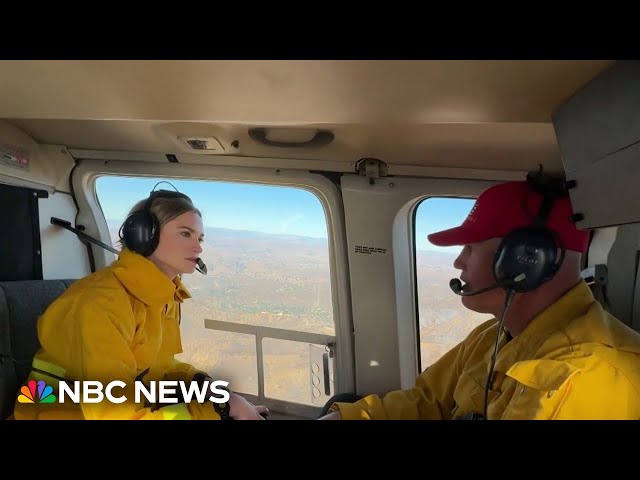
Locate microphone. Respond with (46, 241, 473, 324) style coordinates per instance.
(196, 258, 208, 275)
(449, 272, 527, 296)
(449, 278, 501, 296)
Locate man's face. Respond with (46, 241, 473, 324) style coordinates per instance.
(453, 237, 504, 314)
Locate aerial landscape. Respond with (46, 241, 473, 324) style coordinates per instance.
(108, 222, 491, 406)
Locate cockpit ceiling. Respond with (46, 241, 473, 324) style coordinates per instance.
(0, 60, 613, 173)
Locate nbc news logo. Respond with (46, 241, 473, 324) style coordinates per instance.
(17, 380, 56, 404)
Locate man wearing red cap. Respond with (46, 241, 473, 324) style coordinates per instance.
(320, 180, 640, 420)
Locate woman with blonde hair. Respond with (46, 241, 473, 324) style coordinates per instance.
(14, 187, 268, 420)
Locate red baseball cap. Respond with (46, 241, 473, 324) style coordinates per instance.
(427, 181, 590, 253)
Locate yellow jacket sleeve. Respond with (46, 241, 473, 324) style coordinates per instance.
(333, 339, 467, 420)
(163, 358, 207, 384)
(41, 294, 219, 420)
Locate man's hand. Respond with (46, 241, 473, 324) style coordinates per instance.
(317, 411, 342, 420)
(228, 392, 269, 420)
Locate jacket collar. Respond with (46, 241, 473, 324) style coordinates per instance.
(173, 275, 192, 302)
(515, 279, 593, 345)
(491, 280, 593, 374)
(112, 248, 192, 306)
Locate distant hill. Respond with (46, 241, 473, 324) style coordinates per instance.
(106, 220, 491, 405)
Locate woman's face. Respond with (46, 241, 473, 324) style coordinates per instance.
(149, 210, 204, 279)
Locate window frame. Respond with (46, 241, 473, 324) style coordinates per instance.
(71, 158, 355, 417)
(340, 174, 499, 393)
(411, 194, 486, 373)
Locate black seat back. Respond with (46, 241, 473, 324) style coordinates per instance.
(0, 280, 74, 419)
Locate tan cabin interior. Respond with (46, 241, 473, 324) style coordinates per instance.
(1, 60, 636, 420)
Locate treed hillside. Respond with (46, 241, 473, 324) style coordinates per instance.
(107, 221, 491, 405)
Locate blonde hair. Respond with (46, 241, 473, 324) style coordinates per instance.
(118, 194, 202, 250)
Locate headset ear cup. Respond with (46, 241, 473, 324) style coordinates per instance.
(144, 213, 161, 257)
(120, 188, 189, 257)
(493, 227, 560, 293)
(493, 234, 513, 287)
(120, 211, 156, 256)
(541, 229, 564, 282)
(493, 237, 510, 286)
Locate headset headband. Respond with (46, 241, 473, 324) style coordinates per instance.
(525, 167, 570, 227)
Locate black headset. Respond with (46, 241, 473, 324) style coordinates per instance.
(119, 184, 192, 258)
(492, 171, 569, 293)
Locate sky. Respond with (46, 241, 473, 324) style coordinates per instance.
(95, 176, 475, 253)
(415, 197, 475, 253)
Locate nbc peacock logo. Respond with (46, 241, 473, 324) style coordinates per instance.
(17, 380, 56, 404)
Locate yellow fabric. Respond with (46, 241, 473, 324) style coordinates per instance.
(160, 403, 191, 420)
(333, 280, 640, 420)
(13, 248, 220, 420)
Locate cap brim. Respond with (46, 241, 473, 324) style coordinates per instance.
(427, 226, 489, 247)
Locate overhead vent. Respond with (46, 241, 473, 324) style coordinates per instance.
(178, 136, 225, 152)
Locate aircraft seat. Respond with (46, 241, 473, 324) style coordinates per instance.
(0, 279, 75, 419)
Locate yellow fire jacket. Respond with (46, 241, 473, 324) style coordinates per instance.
(333, 280, 640, 420)
(13, 248, 221, 420)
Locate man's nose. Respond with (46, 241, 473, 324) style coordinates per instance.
(453, 247, 467, 270)
(453, 255, 463, 270)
